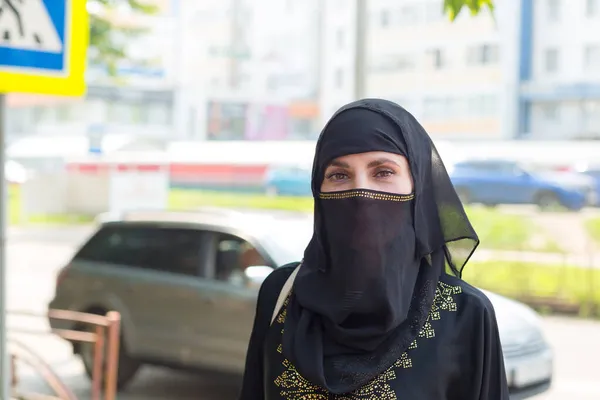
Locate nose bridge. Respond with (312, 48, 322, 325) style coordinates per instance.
(353, 169, 373, 190)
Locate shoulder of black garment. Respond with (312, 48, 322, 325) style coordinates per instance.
(442, 273, 499, 316)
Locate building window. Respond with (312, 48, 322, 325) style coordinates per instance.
(334, 68, 344, 89)
(467, 95, 498, 117)
(547, 0, 560, 21)
(480, 95, 498, 116)
(369, 54, 416, 72)
(380, 9, 391, 27)
(206, 101, 248, 140)
(397, 6, 418, 25)
(583, 101, 600, 133)
(482, 45, 500, 64)
(541, 104, 559, 120)
(586, 0, 599, 16)
(544, 48, 559, 72)
(585, 45, 600, 69)
(56, 105, 72, 122)
(423, 98, 448, 119)
(6, 108, 31, 135)
(425, 3, 444, 21)
(467, 44, 500, 65)
(145, 103, 171, 125)
(420, 95, 499, 120)
(427, 49, 445, 69)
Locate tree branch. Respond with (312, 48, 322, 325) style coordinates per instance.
(444, 0, 495, 21)
(88, 0, 159, 76)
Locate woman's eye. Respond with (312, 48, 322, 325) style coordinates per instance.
(375, 170, 395, 178)
(327, 172, 348, 181)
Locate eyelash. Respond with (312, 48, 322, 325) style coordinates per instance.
(326, 169, 396, 181)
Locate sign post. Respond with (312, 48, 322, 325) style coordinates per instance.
(0, 93, 8, 400)
(0, 0, 89, 397)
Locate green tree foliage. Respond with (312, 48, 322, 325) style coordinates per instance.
(89, 0, 158, 75)
(444, 0, 494, 21)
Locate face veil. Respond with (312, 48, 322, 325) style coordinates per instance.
(281, 99, 479, 394)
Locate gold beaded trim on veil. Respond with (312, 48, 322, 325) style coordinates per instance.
(319, 189, 414, 202)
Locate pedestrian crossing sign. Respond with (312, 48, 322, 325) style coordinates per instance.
(0, 0, 88, 96)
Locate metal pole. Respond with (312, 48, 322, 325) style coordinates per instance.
(354, 0, 367, 100)
(104, 311, 121, 400)
(229, 0, 243, 90)
(0, 93, 9, 400)
(91, 325, 105, 400)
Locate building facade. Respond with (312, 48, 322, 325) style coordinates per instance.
(8, 0, 600, 143)
(6, 0, 178, 141)
(519, 0, 600, 139)
(364, 0, 519, 139)
(317, 0, 359, 125)
(176, 0, 323, 140)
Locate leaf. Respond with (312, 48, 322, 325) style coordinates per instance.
(88, 0, 159, 76)
(444, 0, 494, 21)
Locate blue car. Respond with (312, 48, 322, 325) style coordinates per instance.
(572, 162, 600, 207)
(264, 164, 312, 197)
(449, 160, 592, 211)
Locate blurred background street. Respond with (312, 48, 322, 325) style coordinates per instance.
(5, 223, 600, 399)
(3, 0, 600, 399)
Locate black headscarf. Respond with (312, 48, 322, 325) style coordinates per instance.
(281, 99, 479, 394)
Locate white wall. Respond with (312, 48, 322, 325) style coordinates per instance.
(526, 0, 600, 139)
(318, 0, 357, 124)
(364, 0, 519, 139)
(247, 0, 320, 99)
(531, 0, 600, 84)
(529, 100, 600, 139)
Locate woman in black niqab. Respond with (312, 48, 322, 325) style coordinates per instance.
(238, 99, 509, 399)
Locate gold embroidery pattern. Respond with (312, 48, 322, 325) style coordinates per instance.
(336, 359, 403, 400)
(274, 359, 330, 399)
(412, 281, 463, 350)
(277, 294, 291, 324)
(273, 281, 461, 399)
(319, 190, 414, 202)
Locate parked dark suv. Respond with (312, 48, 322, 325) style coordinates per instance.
(48, 209, 306, 388)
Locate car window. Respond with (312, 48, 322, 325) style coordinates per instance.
(457, 161, 516, 174)
(456, 161, 493, 171)
(74, 225, 207, 277)
(213, 233, 269, 287)
(586, 169, 600, 178)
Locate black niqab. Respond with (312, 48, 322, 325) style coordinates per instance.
(282, 99, 479, 394)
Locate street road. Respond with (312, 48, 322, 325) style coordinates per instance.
(5, 228, 600, 399)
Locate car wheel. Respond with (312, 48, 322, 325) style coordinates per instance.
(77, 311, 141, 391)
(455, 188, 471, 205)
(534, 191, 561, 211)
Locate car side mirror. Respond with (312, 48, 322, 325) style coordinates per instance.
(244, 265, 274, 286)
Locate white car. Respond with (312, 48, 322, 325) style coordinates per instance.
(483, 291, 553, 398)
(5, 160, 28, 184)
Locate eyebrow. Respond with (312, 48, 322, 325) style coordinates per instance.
(326, 157, 402, 169)
(366, 157, 402, 168)
(328, 159, 350, 168)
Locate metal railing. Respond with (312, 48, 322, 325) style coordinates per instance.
(8, 309, 121, 400)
